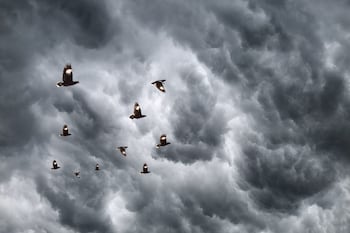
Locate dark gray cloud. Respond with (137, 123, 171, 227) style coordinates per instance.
(122, 0, 350, 210)
(35, 174, 114, 233)
(2, 0, 350, 232)
(152, 66, 229, 163)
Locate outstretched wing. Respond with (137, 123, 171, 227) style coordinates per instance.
(62, 66, 73, 83)
(152, 80, 166, 84)
(134, 102, 142, 118)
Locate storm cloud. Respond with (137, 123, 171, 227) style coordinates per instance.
(1, 0, 350, 232)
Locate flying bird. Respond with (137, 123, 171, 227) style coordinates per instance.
(95, 163, 100, 171)
(74, 171, 80, 178)
(60, 124, 71, 136)
(156, 134, 171, 148)
(51, 160, 60, 170)
(140, 163, 150, 174)
(117, 146, 128, 156)
(151, 80, 166, 92)
(129, 102, 146, 119)
(56, 64, 79, 87)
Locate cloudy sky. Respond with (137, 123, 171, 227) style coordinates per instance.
(1, 0, 350, 232)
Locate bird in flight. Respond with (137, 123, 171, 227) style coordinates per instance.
(117, 146, 128, 156)
(59, 124, 71, 136)
(51, 160, 60, 170)
(151, 80, 166, 92)
(56, 64, 79, 87)
(140, 163, 150, 174)
(129, 102, 146, 119)
(74, 171, 80, 178)
(156, 134, 171, 148)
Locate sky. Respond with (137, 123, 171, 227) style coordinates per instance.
(1, 0, 350, 232)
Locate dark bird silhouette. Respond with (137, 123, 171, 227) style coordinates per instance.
(60, 124, 71, 136)
(151, 80, 166, 92)
(74, 171, 80, 178)
(129, 102, 146, 119)
(51, 160, 60, 170)
(95, 163, 100, 171)
(56, 64, 79, 87)
(117, 146, 128, 156)
(140, 163, 150, 174)
(156, 134, 171, 148)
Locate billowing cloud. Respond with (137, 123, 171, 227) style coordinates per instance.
(1, 0, 350, 232)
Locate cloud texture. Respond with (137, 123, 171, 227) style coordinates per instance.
(1, 0, 350, 232)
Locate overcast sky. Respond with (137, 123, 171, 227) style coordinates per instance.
(1, 0, 350, 232)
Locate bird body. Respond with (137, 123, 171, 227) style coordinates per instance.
(156, 134, 171, 148)
(130, 102, 146, 119)
(151, 80, 166, 92)
(60, 124, 71, 136)
(51, 160, 60, 169)
(56, 64, 79, 87)
(141, 163, 150, 174)
(74, 171, 80, 178)
(117, 146, 128, 156)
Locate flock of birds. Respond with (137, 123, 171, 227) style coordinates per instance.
(52, 64, 170, 178)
